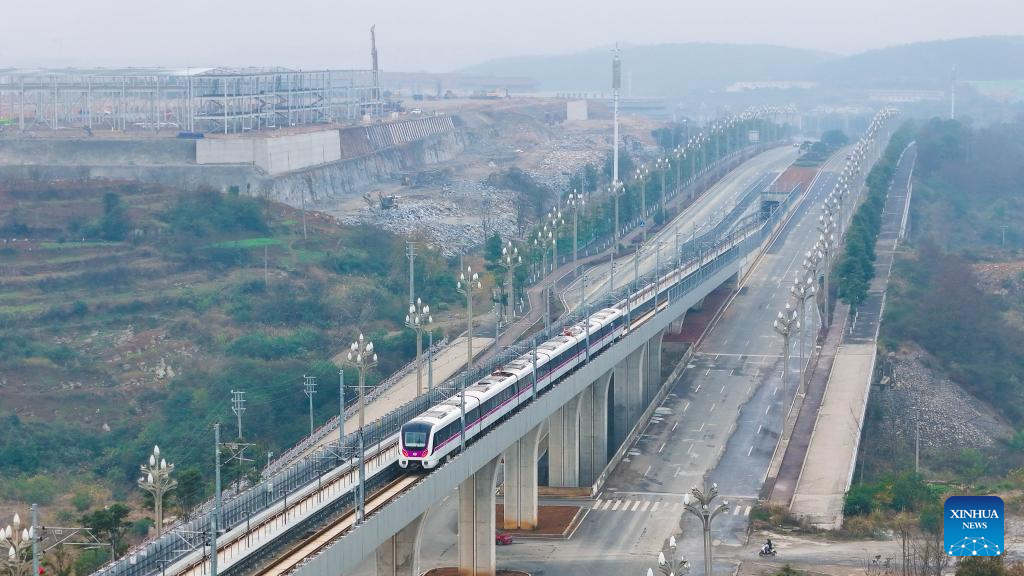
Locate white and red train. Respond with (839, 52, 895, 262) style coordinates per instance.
(399, 272, 671, 470)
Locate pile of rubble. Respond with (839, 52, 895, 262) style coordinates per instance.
(336, 178, 517, 257)
(877, 348, 1012, 454)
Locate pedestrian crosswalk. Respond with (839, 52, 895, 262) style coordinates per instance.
(591, 497, 752, 517)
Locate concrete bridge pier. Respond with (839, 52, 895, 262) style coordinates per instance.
(646, 329, 665, 402)
(459, 457, 501, 576)
(375, 513, 425, 576)
(579, 371, 612, 486)
(612, 346, 646, 449)
(547, 391, 583, 487)
(502, 424, 543, 529)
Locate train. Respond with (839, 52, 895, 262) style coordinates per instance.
(399, 267, 674, 470)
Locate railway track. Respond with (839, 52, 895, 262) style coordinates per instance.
(251, 475, 421, 576)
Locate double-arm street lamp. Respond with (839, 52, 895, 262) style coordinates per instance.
(457, 266, 483, 369)
(683, 483, 729, 576)
(405, 298, 432, 396)
(138, 445, 176, 537)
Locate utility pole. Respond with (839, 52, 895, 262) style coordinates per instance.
(338, 369, 345, 448)
(612, 45, 621, 205)
(211, 423, 221, 576)
(303, 375, 317, 435)
(915, 421, 921, 473)
(230, 390, 246, 439)
(582, 271, 590, 360)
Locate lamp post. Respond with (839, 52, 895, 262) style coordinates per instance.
(138, 445, 176, 537)
(683, 483, 729, 576)
(790, 274, 816, 395)
(405, 298, 432, 396)
(457, 266, 482, 369)
(655, 535, 690, 576)
(548, 208, 564, 269)
(498, 241, 522, 321)
(534, 226, 553, 277)
(344, 332, 377, 524)
(2, 512, 33, 576)
(612, 182, 624, 245)
(773, 303, 799, 429)
(567, 191, 584, 269)
(533, 231, 554, 332)
(635, 165, 649, 242)
(656, 157, 670, 214)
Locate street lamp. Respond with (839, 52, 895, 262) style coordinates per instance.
(2, 512, 33, 576)
(773, 303, 799, 429)
(790, 274, 816, 395)
(548, 208, 564, 268)
(344, 332, 377, 525)
(534, 226, 553, 277)
(656, 157, 670, 214)
(635, 165, 649, 242)
(683, 483, 729, 576)
(345, 333, 377, 431)
(498, 241, 522, 321)
(612, 181, 625, 244)
(138, 445, 176, 537)
(654, 535, 690, 576)
(405, 298, 432, 396)
(566, 191, 585, 268)
(457, 266, 482, 369)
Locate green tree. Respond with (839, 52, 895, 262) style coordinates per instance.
(175, 467, 204, 515)
(100, 192, 131, 241)
(73, 548, 110, 576)
(956, 557, 1006, 576)
(81, 503, 131, 557)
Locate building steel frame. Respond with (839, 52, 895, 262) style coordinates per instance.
(0, 68, 382, 134)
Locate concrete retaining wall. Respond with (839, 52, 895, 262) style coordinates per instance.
(0, 138, 195, 165)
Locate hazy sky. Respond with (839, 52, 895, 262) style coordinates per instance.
(1, 0, 1020, 72)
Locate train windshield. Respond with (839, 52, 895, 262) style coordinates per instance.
(402, 422, 431, 448)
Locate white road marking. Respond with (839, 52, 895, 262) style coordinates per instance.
(602, 500, 613, 510)
(720, 384, 726, 394)
(687, 443, 694, 455)
(695, 382, 703, 392)
(765, 406, 770, 415)
(611, 500, 621, 511)
(658, 442, 666, 454)
(641, 501, 651, 512)
(747, 445, 754, 456)
(744, 506, 752, 516)
(733, 506, 741, 515)
(671, 421, 679, 432)
(651, 501, 661, 512)
(683, 401, 690, 412)
(644, 465, 652, 477)
(698, 422, 706, 431)
(631, 501, 641, 511)
(757, 425, 762, 435)
(709, 403, 716, 413)
(594, 499, 602, 509)
(704, 368, 712, 376)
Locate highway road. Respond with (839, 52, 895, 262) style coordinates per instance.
(560, 146, 799, 312)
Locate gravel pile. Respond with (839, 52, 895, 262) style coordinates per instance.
(876, 348, 1011, 454)
(337, 179, 517, 257)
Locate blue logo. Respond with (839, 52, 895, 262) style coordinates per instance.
(944, 496, 1004, 557)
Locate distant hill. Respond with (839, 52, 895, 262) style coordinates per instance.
(459, 43, 832, 95)
(459, 36, 1024, 95)
(814, 36, 1024, 88)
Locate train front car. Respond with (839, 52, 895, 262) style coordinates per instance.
(399, 418, 434, 470)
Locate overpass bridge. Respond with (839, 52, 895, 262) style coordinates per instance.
(93, 154, 811, 576)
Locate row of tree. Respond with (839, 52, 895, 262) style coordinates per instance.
(834, 124, 913, 307)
